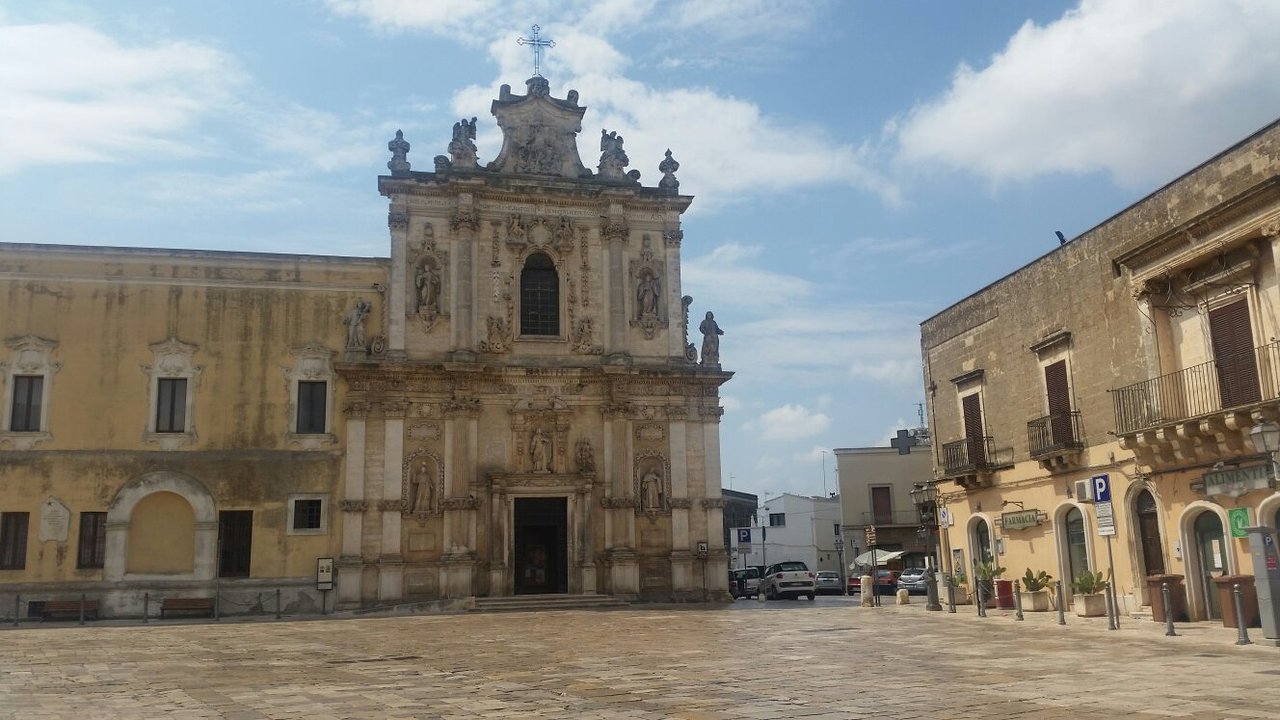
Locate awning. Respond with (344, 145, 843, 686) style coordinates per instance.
(850, 549, 904, 569)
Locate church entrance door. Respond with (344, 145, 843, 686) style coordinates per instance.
(513, 497, 568, 595)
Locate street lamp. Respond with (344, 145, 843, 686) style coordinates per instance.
(1250, 421, 1280, 474)
(910, 481, 943, 611)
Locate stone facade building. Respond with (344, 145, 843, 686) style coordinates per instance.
(921, 119, 1280, 620)
(0, 76, 732, 618)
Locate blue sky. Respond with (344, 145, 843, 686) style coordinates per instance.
(4, 1, 1280, 502)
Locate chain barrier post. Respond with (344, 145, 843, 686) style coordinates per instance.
(79, 593, 86, 625)
(276, 589, 282, 620)
(1013, 579, 1024, 621)
(1162, 582, 1177, 637)
(143, 592, 149, 624)
(1234, 583, 1252, 646)
(947, 580, 956, 613)
(1056, 580, 1066, 625)
(12, 594, 19, 626)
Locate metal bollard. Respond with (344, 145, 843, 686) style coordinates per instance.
(1111, 585, 1121, 629)
(13, 594, 19, 626)
(276, 589, 282, 620)
(1013, 580, 1024, 621)
(143, 592, 149, 624)
(1162, 582, 1177, 637)
(1233, 583, 1252, 646)
(1056, 580, 1066, 626)
(214, 593, 221, 622)
(947, 582, 956, 613)
(977, 581, 987, 618)
(79, 594, 86, 625)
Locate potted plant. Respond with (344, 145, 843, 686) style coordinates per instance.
(974, 561, 1006, 608)
(1019, 568, 1054, 612)
(944, 570, 971, 605)
(1072, 570, 1109, 617)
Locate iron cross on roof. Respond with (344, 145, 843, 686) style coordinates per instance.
(890, 429, 917, 455)
(517, 24, 555, 77)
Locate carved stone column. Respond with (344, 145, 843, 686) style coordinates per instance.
(451, 204, 479, 361)
(663, 228, 684, 359)
(388, 208, 409, 354)
(601, 402, 638, 596)
(378, 401, 407, 602)
(603, 210, 630, 363)
(700, 405, 731, 601)
(339, 402, 370, 606)
(439, 397, 480, 598)
(488, 485, 508, 595)
(577, 484, 597, 594)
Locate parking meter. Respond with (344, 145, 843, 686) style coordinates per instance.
(1246, 526, 1280, 643)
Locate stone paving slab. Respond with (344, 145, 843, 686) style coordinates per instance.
(1, 596, 1278, 719)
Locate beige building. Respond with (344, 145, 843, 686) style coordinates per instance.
(0, 76, 732, 618)
(834, 429, 934, 570)
(921, 119, 1280, 620)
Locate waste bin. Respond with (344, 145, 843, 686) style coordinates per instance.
(995, 579, 1015, 609)
(1213, 574, 1260, 629)
(1147, 574, 1189, 623)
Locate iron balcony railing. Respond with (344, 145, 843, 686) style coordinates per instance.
(1111, 340, 1280, 436)
(859, 510, 918, 526)
(1027, 410, 1084, 458)
(941, 436, 996, 477)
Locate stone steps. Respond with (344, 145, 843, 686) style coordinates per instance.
(469, 594, 630, 613)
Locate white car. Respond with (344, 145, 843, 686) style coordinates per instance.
(757, 561, 816, 600)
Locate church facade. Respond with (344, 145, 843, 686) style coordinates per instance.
(0, 76, 732, 617)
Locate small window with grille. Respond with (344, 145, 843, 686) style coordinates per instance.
(519, 253, 560, 336)
(296, 381, 327, 434)
(287, 495, 327, 535)
(0, 512, 30, 570)
(77, 512, 107, 569)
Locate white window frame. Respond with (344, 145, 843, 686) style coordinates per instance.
(286, 494, 328, 535)
(143, 338, 201, 450)
(283, 343, 337, 450)
(0, 336, 59, 450)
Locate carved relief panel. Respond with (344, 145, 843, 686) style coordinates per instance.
(508, 397, 572, 474)
(634, 449, 671, 516)
(629, 235, 667, 339)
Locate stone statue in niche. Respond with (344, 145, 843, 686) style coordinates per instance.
(411, 460, 435, 513)
(415, 262, 442, 316)
(387, 129, 411, 173)
(641, 467, 664, 511)
(344, 298, 371, 350)
(575, 439, 595, 473)
(636, 269, 660, 319)
(449, 117, 478, 168)
(529, 427, 552, 473)
(699, 311, 723, 366)
(479, 316, 508, 354)
(598, 129, 630, 180)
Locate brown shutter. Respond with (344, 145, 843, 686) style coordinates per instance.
(871, 486, 892, 525)
(962, 393, 986, 467)
(1045, 360, 1073, 446)
(1209, 299, 1259, 408)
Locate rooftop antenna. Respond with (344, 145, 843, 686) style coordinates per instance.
(729, 473, 736, 490)
(517, 24, 556, 78)
(820, 449, 828, 497)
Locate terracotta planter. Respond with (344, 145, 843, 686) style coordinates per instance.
(1075, 593, 1107, 617)
(1020, 590, 1051, 612)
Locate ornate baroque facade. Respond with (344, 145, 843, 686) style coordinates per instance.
(0, 76, 732, 617)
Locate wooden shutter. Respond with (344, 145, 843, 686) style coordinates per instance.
(962, 393, 986, 467)
(871, 486, 892, 525)
(1045, 361, 1073, 446)
(1209, 299, 1259, 408)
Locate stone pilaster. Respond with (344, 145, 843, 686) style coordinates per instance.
(664, 228, 684, 359)
(603, 210, 630, 363)
(451, 204, 479, 361)
(388, 208, 409, 353)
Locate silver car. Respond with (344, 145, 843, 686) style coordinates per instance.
(896, 567, 929, 594)
(814, 571, 843, 595)
(757, 561, 816, 600)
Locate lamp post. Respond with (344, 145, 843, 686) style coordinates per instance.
(1250, 421, 1280, 483)
(911, 481, 943, 611)
(834, 536, 845, 594)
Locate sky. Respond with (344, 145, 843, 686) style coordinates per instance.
(3, 0, 1280, 503)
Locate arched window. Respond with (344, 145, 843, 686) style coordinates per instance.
(520, 253, 559, 336)
(1064, 506, 1088, 585)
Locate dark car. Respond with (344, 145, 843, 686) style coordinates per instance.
(846, 568, 899, 595)
(896, 567, 929, 594)
(814, 571, 843, 595)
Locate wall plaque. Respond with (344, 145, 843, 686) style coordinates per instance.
(39, 497, 71, 543)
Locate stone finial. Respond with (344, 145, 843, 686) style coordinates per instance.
(387, 129, 411, 173)
(659, 149, 680, 191)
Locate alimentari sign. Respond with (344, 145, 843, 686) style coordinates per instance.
(1000, 509, 1044, 531)
(1202, 464, 1273, 499)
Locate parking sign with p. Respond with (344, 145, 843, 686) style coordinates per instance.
(1091, 474, 1111, 503)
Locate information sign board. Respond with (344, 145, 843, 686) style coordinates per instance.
(1096, 501, 1116, 537)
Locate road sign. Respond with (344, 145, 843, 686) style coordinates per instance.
(1096, 500, 1116, 536)
(1228, 507, 1252, 538)
(865, 526, 878, 547)
(738, 543, 752, 555)
(1091, 474, 1112, 503)
(736, 528, 751, 544)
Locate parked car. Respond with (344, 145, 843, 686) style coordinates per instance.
(758, 561, 816, 600)
(814, 571, 843, 595)
(729, 567, 761, 598)
(896, 567, 929, 594)
(848, 568, 900, 595)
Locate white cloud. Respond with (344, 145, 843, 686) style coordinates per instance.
(721, 395, 743, 412)
(895, 0, 1280, 187)
(0, 22, 240, 175)
(757, 404, 831, 441)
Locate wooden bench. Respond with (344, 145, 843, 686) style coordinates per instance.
(160, 597, 215, 619)
(41, 599, 99, 621)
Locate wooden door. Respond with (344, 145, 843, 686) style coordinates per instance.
(1210, 299, 1259, 408)
(1045, 360, 1073, 447)
(962, 393, 985, 467)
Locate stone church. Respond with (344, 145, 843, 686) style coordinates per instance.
(0, 76, 732, 617)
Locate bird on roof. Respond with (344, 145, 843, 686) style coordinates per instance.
(1055, 230, 1067, 246)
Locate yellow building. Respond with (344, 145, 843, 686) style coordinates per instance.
(921, 118, 1280, 621)
(0, 76, 732, 618)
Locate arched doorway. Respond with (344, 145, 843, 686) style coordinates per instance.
(126, 491, 195, 574)
(1134, 489, 1164, 577)
(1192, 510, 1226, 620)
(1060, 506, 1089, 600)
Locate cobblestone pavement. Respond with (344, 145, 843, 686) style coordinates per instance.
(2, 595, 1278, 719)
